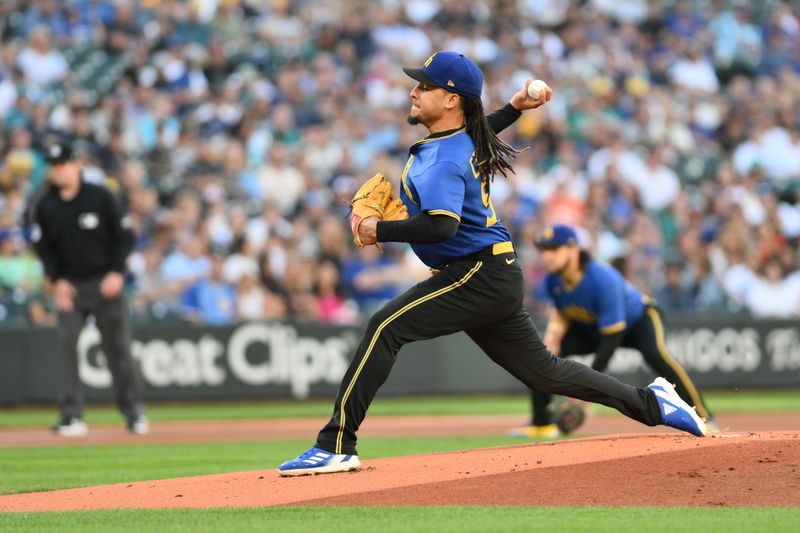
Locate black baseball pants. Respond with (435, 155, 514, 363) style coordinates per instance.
(315, 245, 663, 455)
(531, 306, 713, 426)
(56, 277, 145, 420)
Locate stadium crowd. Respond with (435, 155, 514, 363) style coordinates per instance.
(0, 0, 799, 327)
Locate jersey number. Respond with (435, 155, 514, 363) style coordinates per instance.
(470, 153, 497, 227)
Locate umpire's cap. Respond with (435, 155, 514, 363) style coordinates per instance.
(535, 224, 578, 249)
(44, 141, 73, 165)
(403, 51, 484, 99)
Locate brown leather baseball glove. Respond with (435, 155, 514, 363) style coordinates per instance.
(348, 173, 408, 248)
(548, 397, 586, 435)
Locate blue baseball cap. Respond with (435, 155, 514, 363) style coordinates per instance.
(403, 51, 484, 99)
(535, 224, 578, 249)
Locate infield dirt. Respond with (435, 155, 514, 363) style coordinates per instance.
(0, 413, 798, 511)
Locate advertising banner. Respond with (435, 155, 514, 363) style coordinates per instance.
(1, 316, 798, 405)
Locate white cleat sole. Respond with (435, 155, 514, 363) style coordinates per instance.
(55, 426, 88, 437)
(279, 458, 361, 477)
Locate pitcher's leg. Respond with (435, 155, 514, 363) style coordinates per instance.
(467, 308, 661, 426)
(530, 330, 597, 426)
(316, 261, 488, 455)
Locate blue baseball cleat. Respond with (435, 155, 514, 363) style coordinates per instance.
(648, 377, 708, 437)
(278, 446, 361, 477)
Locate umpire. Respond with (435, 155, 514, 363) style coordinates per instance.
(29, 141, 147, 436)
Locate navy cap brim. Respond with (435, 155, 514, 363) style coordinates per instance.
(44, 143, 73, 165)
(403, 67, 441, 88)
(535, 239, 576, 249)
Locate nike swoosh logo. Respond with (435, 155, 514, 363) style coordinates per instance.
(505, 258, 516, 265)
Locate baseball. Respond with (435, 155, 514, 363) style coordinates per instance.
(528, 79, 548, 101)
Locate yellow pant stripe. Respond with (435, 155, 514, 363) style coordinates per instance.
(335, 261, 484, 453)
(646, 307, 709, 419)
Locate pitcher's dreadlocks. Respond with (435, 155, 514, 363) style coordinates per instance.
(462, 96, 523, 192)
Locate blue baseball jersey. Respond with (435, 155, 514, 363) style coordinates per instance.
(545, 260, 646, 334)
(399, 128, 511, 268)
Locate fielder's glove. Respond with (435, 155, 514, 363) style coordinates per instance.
(348, 173, 408, 249)
(548, 398, 586, 435)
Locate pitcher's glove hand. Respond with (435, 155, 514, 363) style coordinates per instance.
(348, 173, 408, 248)
(548, 398, 586, 435)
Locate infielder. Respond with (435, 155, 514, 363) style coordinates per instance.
(510, 224, 715, 438)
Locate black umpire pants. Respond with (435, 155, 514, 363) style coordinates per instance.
(56, 277, 144, 420)
(531, 306, 713, 426)
(316, 244, 663, 455)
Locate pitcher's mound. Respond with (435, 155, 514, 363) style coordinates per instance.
(1, 432, 798, 511)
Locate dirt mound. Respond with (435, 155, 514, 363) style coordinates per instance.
(305, 433, 800, 507)
(1, 432, 797, 511)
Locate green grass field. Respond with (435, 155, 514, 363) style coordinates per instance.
(1, 389, 797, 428)
(0, 436, 532, 495)
(1, 392, 798, 531)
(2, 507, 799, 533)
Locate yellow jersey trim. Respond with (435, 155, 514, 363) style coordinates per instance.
(403, 128, 467, 208)
(427, 209, 461, 221)
(400, 154, 418, 206)
(600, 321, 626, 335)
(335, 261, 484, 453)
(412, 127, 467, 147)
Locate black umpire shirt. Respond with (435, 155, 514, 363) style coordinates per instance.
(31, 180, 134, 281)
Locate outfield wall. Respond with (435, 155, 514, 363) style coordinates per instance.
(1, 316, 799, 405)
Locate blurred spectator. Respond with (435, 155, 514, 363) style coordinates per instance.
(315, 260, 358, 325)
(159, 233, 211, 312)
(0, 228, 43, 298)
(0, 0, 798, 327)
(0, 68, 18, 118)
(258, 142, 305, 216)
(744, 260, 800, 318)
(128, 245, 174, 321)
(709, 2, 763, 82)
(635, 145, 681, 213)
(340, 246, 405, 315)
(16, 25, 68, 88)
(9, 127, 46, 187)
(223, 236, 259, 285)
(655, 259, 695, 313)
(235, 272, 281, 321)
(669, 43, 720, 94)
(181, 254, 237, 325)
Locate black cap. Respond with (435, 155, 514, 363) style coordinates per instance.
(402, 66, 440, 88)
(44, 142, 73, 165)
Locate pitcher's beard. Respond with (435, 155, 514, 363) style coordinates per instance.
(407, 115, 421, 125)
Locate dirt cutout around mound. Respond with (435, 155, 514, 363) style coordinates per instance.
(1, 432, 798, 511)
